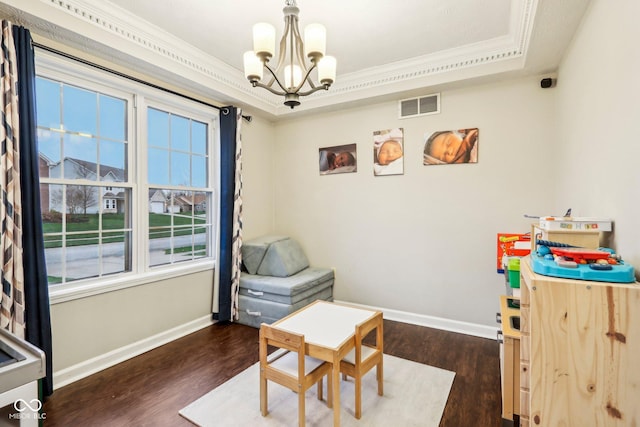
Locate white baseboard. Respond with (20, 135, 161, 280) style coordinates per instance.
(333, 300, 497, 340)
(53, 315, 214, 390)
(54, 304, 497, 390)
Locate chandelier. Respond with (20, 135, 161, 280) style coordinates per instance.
(243, 0, 337, 109)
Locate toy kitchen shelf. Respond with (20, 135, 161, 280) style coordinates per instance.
(498, 295, 520, 426)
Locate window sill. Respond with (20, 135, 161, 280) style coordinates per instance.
(49, 260, 216, 304)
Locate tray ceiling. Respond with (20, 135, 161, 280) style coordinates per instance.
(0, 0, 591, 119)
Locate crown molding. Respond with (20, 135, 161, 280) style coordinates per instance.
(1, 0, 538, 118)
(271, 0, 538, 116)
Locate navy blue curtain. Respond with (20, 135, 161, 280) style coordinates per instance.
(215, 106, 238, 322)
(14, 25, 53, 397)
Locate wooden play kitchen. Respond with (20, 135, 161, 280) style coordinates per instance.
(518, 257, 640, 426)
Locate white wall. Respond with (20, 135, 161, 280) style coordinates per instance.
(51, 270, 213, 372)
(272, 77, 559, 328)
(554, 0, 640, 271)
(239, 114, 277, 239)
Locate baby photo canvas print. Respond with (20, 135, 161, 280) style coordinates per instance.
(423, 128, 478, 165)
(373, 128, 404, 176)
(319, 143, 357, 175)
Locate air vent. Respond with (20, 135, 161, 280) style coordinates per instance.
(399, 93, 440, 119)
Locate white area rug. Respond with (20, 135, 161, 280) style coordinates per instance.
(179, 354, 455, 427)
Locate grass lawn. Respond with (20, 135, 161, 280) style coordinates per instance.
(43, 212, 206, 248)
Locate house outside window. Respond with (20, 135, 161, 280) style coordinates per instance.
(35, 52, 218, 299)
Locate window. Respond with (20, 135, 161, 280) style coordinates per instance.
(35, 53, 217, 297)
(36, 77, 132, 284)
(146, 107, 212, 267)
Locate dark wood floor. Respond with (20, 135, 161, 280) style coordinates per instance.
(41, 319, 502, 426)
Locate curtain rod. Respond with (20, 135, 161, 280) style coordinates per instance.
(32, 42, 252, 122)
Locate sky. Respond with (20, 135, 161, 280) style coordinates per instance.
(36, 77, 208, 188)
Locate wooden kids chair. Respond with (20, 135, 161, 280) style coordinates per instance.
(340, 311, 384, 419)
(259, 323, 333, 426)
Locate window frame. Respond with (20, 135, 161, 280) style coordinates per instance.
(36, 50, 220, 304)
(140, 97, 217, 269)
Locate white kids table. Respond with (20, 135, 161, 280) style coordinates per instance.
(271, 300, 382, 426)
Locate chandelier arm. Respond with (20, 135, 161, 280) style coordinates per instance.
(287, 16, 296, 88)
(291, 62, 318, 93)
(296, 84, 330, 97)
(262, 62, 291, 94)
(307, 75, 318, 89)
(290, 19, 309, 73)
(272, 17, 291, 77)
(264, 69, 277, 89)
(251, 81, 287, 97)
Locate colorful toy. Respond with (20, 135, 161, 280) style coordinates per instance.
(496, 233, 531, 273)
(549, 247, 611, 263)
(531, 244, 635, 283)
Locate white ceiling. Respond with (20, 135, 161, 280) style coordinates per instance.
(0, 0, 591, 119)
(106, 0, 513, 75)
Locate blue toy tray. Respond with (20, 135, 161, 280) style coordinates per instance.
(531, 254, 635, 283)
